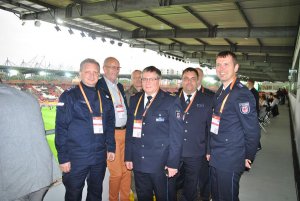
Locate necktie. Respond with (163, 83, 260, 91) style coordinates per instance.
(145, 96, 152, 108)
(186, 95, 192, 105)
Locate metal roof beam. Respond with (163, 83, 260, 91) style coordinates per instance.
(118, 27, 297, 39)
(183, 6, 212, 28)
(235, 2, 251, 28)
(131, 44, 294, 54)
(142, 10, 178, 29)
(21, 0, 236, 20)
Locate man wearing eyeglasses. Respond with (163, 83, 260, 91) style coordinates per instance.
(125, 66, 184, 201)
(96, 57, 131, 201)
(171, 67, 212, 201)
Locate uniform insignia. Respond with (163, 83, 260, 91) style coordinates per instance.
(197, 104, 204, 108)
(176, 110, 181, 119)
(237, 83, 244, 88)
(239, 102, 250, 114)
(57, 102, 64, 106)
(105, 95, 110, 99)
(170, 93, 176, 96)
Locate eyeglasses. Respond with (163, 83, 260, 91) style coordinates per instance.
(141, 78, 160, 82)
(105, 65, 121, 70)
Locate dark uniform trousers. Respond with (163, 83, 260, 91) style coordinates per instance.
(134, 170, 169, 201)
(210, 166, 242, 201)
(62, 159, 106, 201)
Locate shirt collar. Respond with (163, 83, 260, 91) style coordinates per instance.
(183, 90, 196, 101)
(104, 76, 118, 87)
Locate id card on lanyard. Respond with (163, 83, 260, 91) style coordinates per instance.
(110, 87, 126, 119)
(133, 120, 142, 138)
(93, 117, 103, 134)
(79, 83, 104, 134)
(132, 93, 156, 138)
(210, 78, 236, 135)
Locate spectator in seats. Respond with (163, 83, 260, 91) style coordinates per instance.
(125, 70, 142, 105)
(96, 57, 131, 201)
(0, 83, 61, 201)
(269, 94, 280, 117)
(125, 66, 183, 201)
(207, 51, 260, 201)
(55, 58, 116, 201)
(259, 94, 269, 118)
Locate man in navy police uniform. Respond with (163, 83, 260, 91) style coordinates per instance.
(55, 58, 115, 201)
(125, 66, 184, 201)
(172, 67, 212, 201)
(207, 51, 260, 201)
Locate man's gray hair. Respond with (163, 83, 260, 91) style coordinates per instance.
(80, 58, 100, 72)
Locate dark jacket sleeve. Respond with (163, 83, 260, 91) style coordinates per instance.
(167, 97, 184, 169)
(235, 89, 260, 161)
(104, 92, 116, 153)
(55, 91, 73, 164)
(124, 95, 136, 162)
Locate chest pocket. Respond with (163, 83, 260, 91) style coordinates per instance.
(152, 110, 169, 123)
(73, 100, 91, 119)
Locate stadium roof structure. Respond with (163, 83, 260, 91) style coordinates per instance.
(1, 0, 300, 82)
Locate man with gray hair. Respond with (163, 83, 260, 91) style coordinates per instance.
(55, 58, 116, 201)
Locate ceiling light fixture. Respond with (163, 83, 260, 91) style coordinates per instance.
(54, 25, 61, 31)
(118, 42, 122, 47)
(101, 37, 106, 42)
(110, 40, 115, 45)
(80, 31, 86, 37)
(68, 28, 74, 35)
(34, 20, 41, 27)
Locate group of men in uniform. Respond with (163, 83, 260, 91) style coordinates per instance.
(55, 50, 260, 201)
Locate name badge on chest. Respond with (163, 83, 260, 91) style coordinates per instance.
(93, 116, 103, 134)
(116, 104, 126, 118)
(133, 120, 142, 138)
(210, 114, 220, 135)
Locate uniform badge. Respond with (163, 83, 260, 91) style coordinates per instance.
(176, 110, 181, 119)
(239, 102, 250, 114)
(237, 83, 244, 88)
(57, 102, 64, 106)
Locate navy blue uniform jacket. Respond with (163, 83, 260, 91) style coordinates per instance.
(208, 80, 260, 172)
(179, 91, 213, 157)
(125, 90, 184, 173)
(55, 83, 115, 165)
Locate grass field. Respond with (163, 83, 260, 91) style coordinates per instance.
(41, 106, 58, 160)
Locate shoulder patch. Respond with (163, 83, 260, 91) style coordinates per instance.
(237, 83, 244, 88)
(57, 102, 64, 106)
(239, 102, 250, 114)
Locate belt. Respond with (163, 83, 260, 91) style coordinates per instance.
(115, 126, 126, 130)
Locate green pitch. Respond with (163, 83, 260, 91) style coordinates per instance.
(41, 106, 58, 160)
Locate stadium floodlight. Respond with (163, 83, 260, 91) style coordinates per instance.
(34, 20, 41, 27)
(39, 71, 47, 76)
(110, 40, 115, 45)
(65, 72, 71, 78)
(54, 25, 61, 31)
(68, 28, 74, 35)
(56, 18, 64, 24)
(9, 69, 19, 76)
(204, 76, 217, 84)
(101, 37, 106, 42)
(80, 31, 86, 37)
